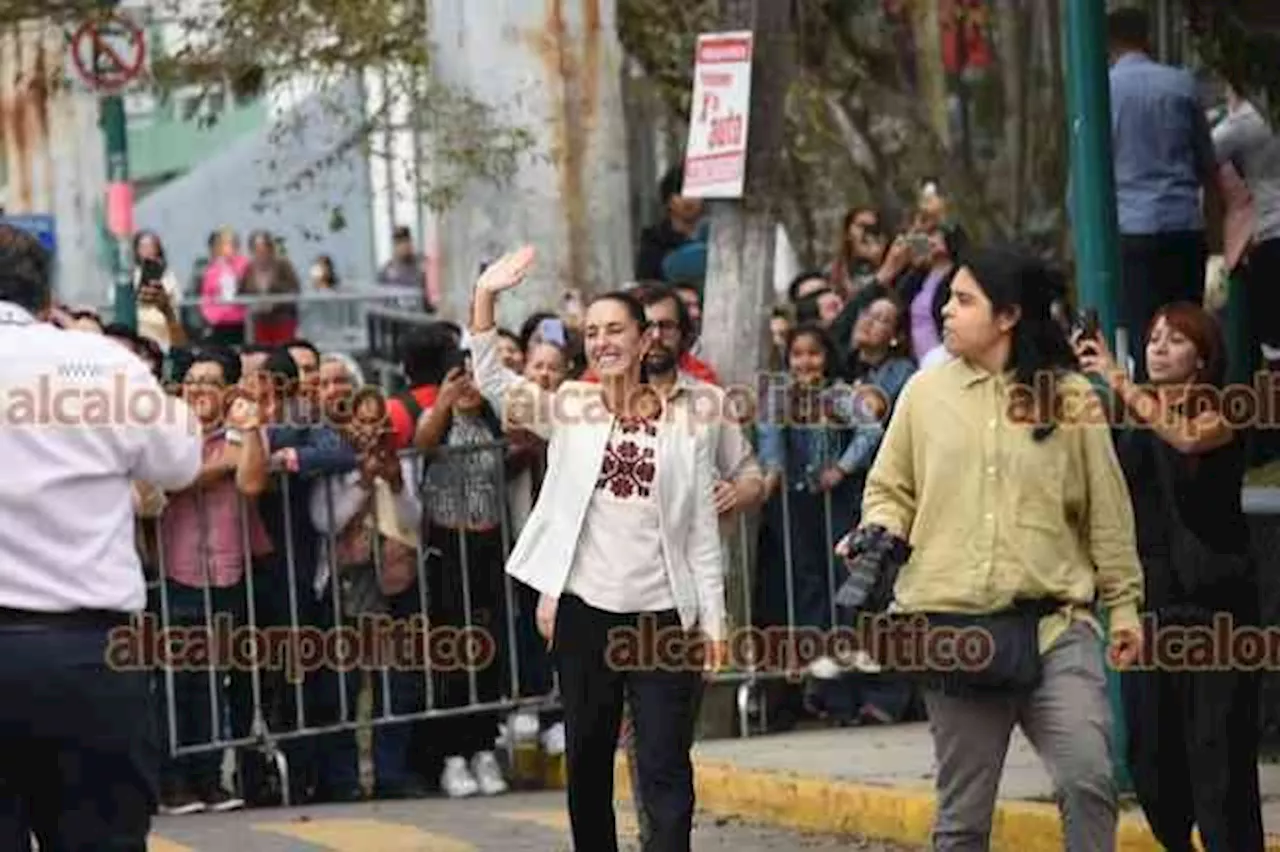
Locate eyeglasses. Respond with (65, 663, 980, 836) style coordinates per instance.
(650, 319, 681, 334)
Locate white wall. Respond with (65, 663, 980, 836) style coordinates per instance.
(428, 0, 634, 326)
(134, 76, 377, 291)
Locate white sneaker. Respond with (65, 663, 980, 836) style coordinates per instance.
(470, 750, 509, 796)
(851, 649, 883, 674)
(540, 722, 566, 756)
(440, 756, 479, 798)
(512, 712, 540, 740)
(808, 655, 843, 680)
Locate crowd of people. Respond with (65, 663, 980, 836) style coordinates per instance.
(0, 7, 1275, 851)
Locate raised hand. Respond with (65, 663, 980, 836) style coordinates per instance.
(476, 245, 537, 295)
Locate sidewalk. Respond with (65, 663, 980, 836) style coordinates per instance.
(615, 722, 1280, 851)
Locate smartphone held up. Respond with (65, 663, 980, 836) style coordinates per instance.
(1075, 306, 1100, 341)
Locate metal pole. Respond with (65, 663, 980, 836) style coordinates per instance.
(1063, 0, 1131, 794)
(1064, 0, 1122, 341)
(99, 1, 136, 330)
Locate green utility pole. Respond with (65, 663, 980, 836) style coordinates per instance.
(1063, 0, 1132, 794)
(1064, 0, 1122, 342)
(98, 0, 136, 331)
(103, 97, 134, 330)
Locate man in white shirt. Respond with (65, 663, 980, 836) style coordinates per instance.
(0, 224, 203, 850)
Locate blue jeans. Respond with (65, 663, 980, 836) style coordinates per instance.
(310, 586, 424, 793)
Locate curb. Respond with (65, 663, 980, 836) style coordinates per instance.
(613, 755, 1280, 851)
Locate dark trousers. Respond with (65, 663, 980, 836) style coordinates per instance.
(154, 581, 251, 794)
(1242, 238, 1280, 466)
(755, 485, 854, 633)
(0, 620, 158, 851)
(1244, 237, 1280, 351)
(239, 556, 320, 802)
(408, 525, 509, 783)
(1119, 231, 1207, 380)
(310, 584, 424, 794)
(1122, 663, 1264, 851)
(555, 594, 701, 852)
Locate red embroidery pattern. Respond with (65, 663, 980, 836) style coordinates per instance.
(597, 418, 657, 499)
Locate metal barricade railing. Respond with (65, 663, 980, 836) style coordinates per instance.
(132, 393, 899, 807)
(711, 460, 879, 739)
(94, 288, 427, 353)
(137, 438, 558, 805)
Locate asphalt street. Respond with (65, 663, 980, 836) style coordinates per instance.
(148, 790, 921, 850)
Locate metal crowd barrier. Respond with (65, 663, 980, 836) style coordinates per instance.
(707, 466, 908, 740)
(135, 440, 558, 806)
(94, 288, 428, 353)
(133, 409, 909, 808)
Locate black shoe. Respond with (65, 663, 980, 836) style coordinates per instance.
(314, 785, 364, 804)
(201, 786, 246, 813)
(374, 777, 430, 800)
(158, 787, 205, 817)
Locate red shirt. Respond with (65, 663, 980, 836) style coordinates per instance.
(679, 352, 720, 385)
(386, 385, 439, 450)
(580, 353, 720, 385)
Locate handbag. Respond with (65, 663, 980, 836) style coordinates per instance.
(835, 526, 1059, 697)
(1148, 440, 1253, 611)
(864, 599, 1063, 698)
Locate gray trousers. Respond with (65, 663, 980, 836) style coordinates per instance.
(924, 622, 1118, 852)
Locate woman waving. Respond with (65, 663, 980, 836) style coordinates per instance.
(464, 248, 724, 852)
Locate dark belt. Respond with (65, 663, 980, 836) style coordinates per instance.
(0, 607, 133, 630)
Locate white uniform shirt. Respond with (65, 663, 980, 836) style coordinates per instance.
(0, 301, 202, 613)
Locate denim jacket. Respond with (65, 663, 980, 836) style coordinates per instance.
(757, 378, 884, 492)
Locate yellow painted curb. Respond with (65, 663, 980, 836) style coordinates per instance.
(614, 754, 1280, 852)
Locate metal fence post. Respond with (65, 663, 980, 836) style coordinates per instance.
(1064, 0, 1132, 793)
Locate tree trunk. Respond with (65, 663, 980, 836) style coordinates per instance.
(995, 0, 1028, 231)
(698, 0, 792, 387)
(912, 0, 950, 149)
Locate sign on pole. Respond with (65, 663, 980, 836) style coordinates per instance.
(67, 12, 148, 95)
(681, 31, 754, 199)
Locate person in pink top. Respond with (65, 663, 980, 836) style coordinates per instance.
(200, 228, 250, 346)
(154, 347, 270, 816)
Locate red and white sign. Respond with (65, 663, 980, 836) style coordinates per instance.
(682, 31, 754, 199)
(68, 13, 148, 94)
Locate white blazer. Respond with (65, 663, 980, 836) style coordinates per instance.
(467, 327, 727, 641)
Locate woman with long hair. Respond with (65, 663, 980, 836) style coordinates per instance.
(1076, 303, 1263, 851)
(854, 244, 1144, 851)
(467, 247, 725, 852)
(842, 286, 916, 414)
(132, 230, 185, 350)
(827, 206, 887, 298)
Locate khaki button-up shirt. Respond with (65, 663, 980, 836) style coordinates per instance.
(861, 358, 1143, 652)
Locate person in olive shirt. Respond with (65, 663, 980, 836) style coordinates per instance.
(858, 245, 1144, 852)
